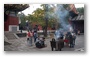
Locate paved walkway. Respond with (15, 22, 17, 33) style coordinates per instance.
(4, 35, 84, 51)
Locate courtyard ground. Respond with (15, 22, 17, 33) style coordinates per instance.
(4, 33, 84, 51)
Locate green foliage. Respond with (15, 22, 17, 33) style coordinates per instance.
(18, 13, 26, 26)
(18, 4, 70, 29)
(32, 8, 45, 26)
(63, 4, 70, 9)
(23, 4, 56, 27)
(76, 7, 84, 14)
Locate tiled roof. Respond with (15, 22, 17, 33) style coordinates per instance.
(71, 14, 84, 21)
(4, 4, 29, 12)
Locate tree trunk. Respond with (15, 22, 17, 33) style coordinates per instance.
(44, 17, 48, 37)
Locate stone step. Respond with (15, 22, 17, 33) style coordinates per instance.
(4, 32, 17, 40)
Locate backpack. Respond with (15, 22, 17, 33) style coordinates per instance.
(27, 32, 30, 37)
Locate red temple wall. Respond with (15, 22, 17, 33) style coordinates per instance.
(8, 16, 19, 25)
(4, 16, 19, 31)
(4, 21, 9, 31)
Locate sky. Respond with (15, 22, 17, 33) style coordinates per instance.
(75, 4, 84, 8)
(22, 4, 42, 15)
(22, 4, 84, 16)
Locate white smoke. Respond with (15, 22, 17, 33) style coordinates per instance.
(46, 4, 73, 38)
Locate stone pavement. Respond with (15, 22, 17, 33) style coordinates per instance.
(4, 35, 84, 51)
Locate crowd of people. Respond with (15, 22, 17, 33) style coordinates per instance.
(64, 32, 76, 48)
(26, 25, 46, 48)
(50, 31, 76, 51)
(27, 28, 76, 51)
(25, 22, 77, 50)
(26, 25, 77, 51)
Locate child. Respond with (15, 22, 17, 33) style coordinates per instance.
(27, 30, 33, 46)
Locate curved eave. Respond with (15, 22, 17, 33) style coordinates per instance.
(4, 4, 29, 12)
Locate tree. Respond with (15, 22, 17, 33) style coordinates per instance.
(20, 4, 70, 36)
(32, 8, 45, 26)
(63, 4, 70, 9)
(76, 7, 84, 14)
(18, 12, 26, 26)
(41, 4, 53, 37)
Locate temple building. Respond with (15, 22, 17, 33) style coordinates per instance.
(4, 4, 29, 31)
(71, 14, 84, 33)
(69, 4, 84, 33)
